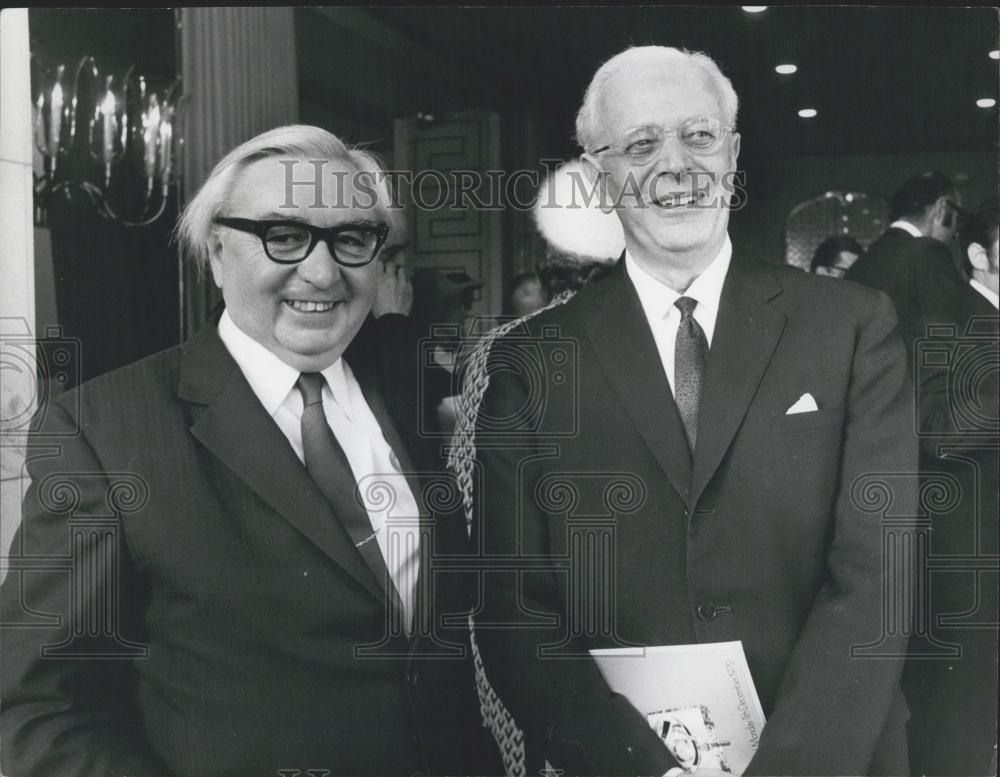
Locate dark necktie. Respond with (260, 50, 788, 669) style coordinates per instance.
(295, 372, 411, 629)
(674, 296, 708, 451)
(296, 372, 374, 538)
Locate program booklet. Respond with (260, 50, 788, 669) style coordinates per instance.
(589, 641, 766, 775)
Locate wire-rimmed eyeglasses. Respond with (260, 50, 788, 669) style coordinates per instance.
(589, 115, 735, 162)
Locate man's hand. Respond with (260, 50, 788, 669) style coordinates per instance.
(372, 262, 413, 318)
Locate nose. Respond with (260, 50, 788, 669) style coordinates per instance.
(651, 133, 691, 182)
(295, 239, 342, 288)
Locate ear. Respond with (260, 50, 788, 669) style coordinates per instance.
(967, 242, 990, 273)
(580, 153, 615, 214)
(207, 228, 225, 289)
(932, 196, 950, 223)
(730, 132, 741, 162)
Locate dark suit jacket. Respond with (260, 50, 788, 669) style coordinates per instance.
(903, 285, 999, 777)
(848, 229, 999, 776)
(473, 257, 916, 776)
(1, 317, 492, 777)
(845, 226, 967, 361)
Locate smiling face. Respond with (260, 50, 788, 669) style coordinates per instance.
(584, 60, 740, 271)
(209, 155, 383, 371)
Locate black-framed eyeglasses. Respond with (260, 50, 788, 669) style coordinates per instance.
(213, 217, 389, 267)
(589, 115, 734, 161)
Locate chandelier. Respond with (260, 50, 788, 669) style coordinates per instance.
(33, 55, 181, 227)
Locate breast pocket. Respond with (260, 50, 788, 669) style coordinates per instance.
(771, 405, 846, 435)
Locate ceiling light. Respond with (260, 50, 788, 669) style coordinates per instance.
(798, 108, 818, 118)
(775, 64, 797, 75)
(976, 98, 996, 108)
(990, 50, 999, 60)
(741, 6, 767, 13)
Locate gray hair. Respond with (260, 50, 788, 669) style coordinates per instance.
(176, 124, 391, 269)
(575, 46, 739, 152)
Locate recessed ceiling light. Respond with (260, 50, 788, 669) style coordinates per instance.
(775, 64, 798, 75)
(976, 98, 996, 108)
(741, 6, 767, 13)
(990, 50, 999, 60)
(798, 108, 818, 118)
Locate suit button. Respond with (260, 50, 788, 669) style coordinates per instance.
(406, 671, 420, 687)
(696, 604, 718, 621)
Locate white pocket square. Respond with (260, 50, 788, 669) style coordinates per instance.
(786, 393, 819, 414)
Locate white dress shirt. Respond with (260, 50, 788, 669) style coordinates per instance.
(217, 311, 421, 630)
(889, 219, 923, 238)
(625, 235, 732, 395)
(970, 278, 1000, 309)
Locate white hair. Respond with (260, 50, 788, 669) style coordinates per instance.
(175, 124, 392, 269)
(575, 46, 739, 151)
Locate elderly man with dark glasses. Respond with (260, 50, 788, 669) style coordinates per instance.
(1, 125, 496, 777)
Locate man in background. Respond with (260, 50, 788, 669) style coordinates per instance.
(961, 199, 1000, 313)
(810, 234, 864, 278)
(904, 199, 999, 777)
(846, 171, 967, 358)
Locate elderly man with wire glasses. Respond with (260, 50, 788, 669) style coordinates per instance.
(0, 125, 496, 777)
(470, 46, 916, 776)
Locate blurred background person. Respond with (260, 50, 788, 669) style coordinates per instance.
(410, 268, 482, 438)
(372, 206, 414, 318)
(506, 271, 548, 316)
(353, 199, 481, 442)
(810, 234, 865, 277)
(961, 197, 1000, 308)
(845, 171, 967, 360)
(902, 198, 999, 777)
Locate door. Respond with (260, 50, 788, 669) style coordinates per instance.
(393, 110, 503, 320)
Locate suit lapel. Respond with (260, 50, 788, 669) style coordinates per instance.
(691, 259, 785, 505)
(584, 261, 694, 504)
(178, 322, 389, 606)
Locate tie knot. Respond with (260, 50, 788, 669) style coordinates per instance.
(296, 372, 326, 406)
(675, 296, 698, 318)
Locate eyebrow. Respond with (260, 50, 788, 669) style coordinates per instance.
(251, 213, 387, 230)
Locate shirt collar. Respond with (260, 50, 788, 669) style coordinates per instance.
(970, 278, 1000, 309)
(320, 357, 356, 421)
(890, 220, 923, 238)
(218, 310, 353, 419)
(625, 234, 732, 319)
(218, 311, 299, 416)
